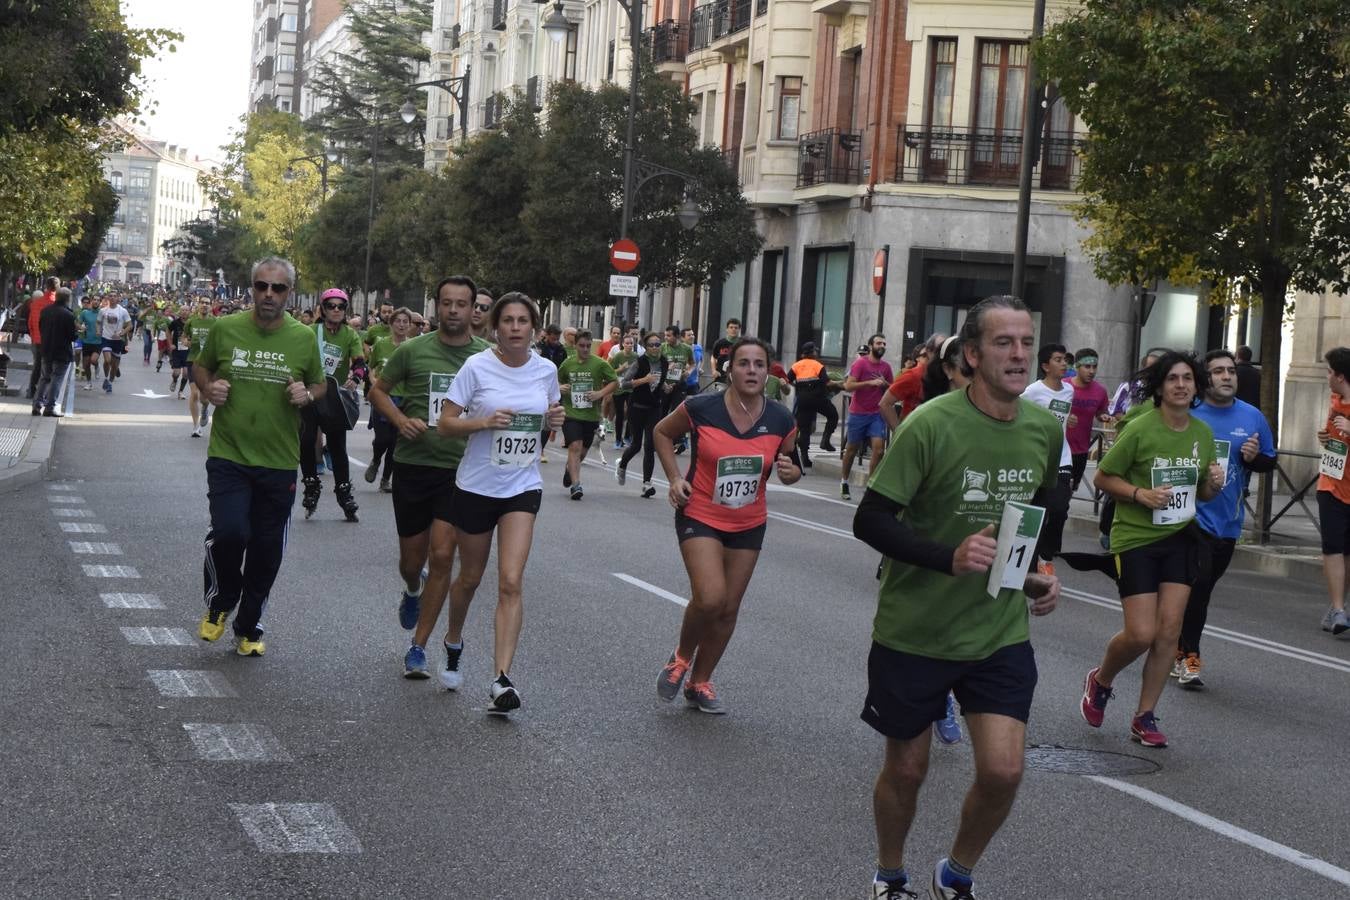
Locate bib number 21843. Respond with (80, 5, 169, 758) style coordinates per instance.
(986, 501, 1046, 599)
(490, 413, 543, 468)
(1321, 439, 1347, 480)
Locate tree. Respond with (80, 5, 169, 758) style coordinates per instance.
(56, 178, 118, 280)
(1036, 0, 1350, 437)
(0, 124, 110, 274)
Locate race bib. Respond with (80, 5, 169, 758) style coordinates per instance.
(570, 374, 593, 409)
(1214, 439, 1231, 484)
(176, 336, 190, 351)
(427, 372, 454, 427)
(1321, 439, 1347, 480)
(490, 413, 543, 467)
(713, 455, 763, 508)
(156, 329, 167, 341)
(987, 501, 1045, 599)
(320, 340, 342, 377)
(666, 362, 684, 383)
(1151, 465, 1197, 526)
(1048, 398, 1071, 428)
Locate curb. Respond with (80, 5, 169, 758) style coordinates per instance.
(0, 412, 58, 494)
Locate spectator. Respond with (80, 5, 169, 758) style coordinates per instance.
(1235, 345, 1262, 408)
(32, 288, 77, 417)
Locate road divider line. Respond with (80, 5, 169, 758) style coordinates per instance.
(47, 495, 87, 504)
(147, 669, 236, 698)
(613, 573, 688, 608)
(82, 564, 139, 578)
(51, 508, 93, 517)
(229, 802, 361, 853)
(68, 541, 123, 555)
(101, 592, 164, 609)
(120, 626, 195, 646)
(184, 724, 292, 762)
(1087, 776, 1350, 888)
(59, 522, 107, 533)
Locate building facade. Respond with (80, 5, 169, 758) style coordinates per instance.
(250, 0, 305, 113)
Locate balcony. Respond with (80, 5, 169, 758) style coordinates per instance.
(491, 0, 507, 30)
(796, 127, 862, 189)
(894, 125, 1085, 192)
(688, 4, 714, 53)
(711, 0, 752, 42)
(756, 0, 767, 13)
(482, 93, 503, 130)
(525, 75, 542, 113)
(645, 19, 688, 67)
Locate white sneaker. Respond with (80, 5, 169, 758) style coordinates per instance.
(615, 463, 626, 486)
(488, 672, 520, 713)
(191, 426, 203, 438)
(439, 643, 463, 690)
(1169, 656, 1184, 678)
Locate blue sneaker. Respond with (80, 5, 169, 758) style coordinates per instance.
(930, 858, 975, 899)
(403, 644, 429, 679)
(935, 692, 962, 744)
(323, 449, 333, 472)
(398, 574, 424, 631)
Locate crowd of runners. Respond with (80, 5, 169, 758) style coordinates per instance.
(15, 255, 1350, 900)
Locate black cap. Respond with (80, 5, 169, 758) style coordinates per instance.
(800, 341, 817, 355)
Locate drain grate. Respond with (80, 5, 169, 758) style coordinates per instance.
(1024, 744, 1161, 776)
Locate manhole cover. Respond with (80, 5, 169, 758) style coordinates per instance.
(1024, 745, 1161, 776)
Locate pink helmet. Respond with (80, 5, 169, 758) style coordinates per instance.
(320, 288, 349, 303)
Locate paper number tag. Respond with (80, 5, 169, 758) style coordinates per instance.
(320, 341, 342, 377)
(1047, 398, 1072, 428)
(571, 375, 593, 409)
(987, 502, 1046, 599)
(427, 372, 454, 427)
(1214, 439, 1231, 484)
(1321, 439, 1347, 480)
(714, 455, 763, 508)
(666, 362, 684, 383)
(490, 413, 543, 467)
(1151, 465, 1197, 526)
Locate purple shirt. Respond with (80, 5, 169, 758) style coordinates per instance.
(848, 357, 894, 415)
(1068, 379, 1109, 454)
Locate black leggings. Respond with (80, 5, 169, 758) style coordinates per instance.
(620, 403, 659, 482)
(613, 393, 630, 442)
(1178, 533, 1236, 655)
(300, 413, 350, 483)
(371, 416, 397, 480)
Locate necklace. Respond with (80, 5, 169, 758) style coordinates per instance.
(733, 391, 763, 421)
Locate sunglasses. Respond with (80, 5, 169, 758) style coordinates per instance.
(322, 301, 347, 311)
(474, 303, 492, 312)
(253, 281, 291, 294)
(646, 343, 662, 349)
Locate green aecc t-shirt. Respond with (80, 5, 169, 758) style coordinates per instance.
(197, 311, 323, 471)
(313, 322, 363, 384)
(378, 332, 491, 469)
(559, 355, 617, 422)
(866, 389, 1063, 661)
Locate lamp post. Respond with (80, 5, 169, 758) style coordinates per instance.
(400, 65, 471, 140)
(282, 148, 336, 199)
(1011, 0, 1048, 301)
(362, 119, 382, 319)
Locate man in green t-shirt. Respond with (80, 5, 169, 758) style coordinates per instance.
(184, 300, 215, 436)
(851, 295, 1062, 900)
(369, 275, 490, 682)
(558, 330, 618, 500)
(193, 257, 325, 658)
(299, 287, 368, 522)
(661, 325, 694, 452)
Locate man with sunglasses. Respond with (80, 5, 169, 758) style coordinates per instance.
(471, 290, 494, 341)
(300, 287, 367, 522)
(194, 257, 325, 657)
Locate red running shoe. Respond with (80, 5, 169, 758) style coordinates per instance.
(1130, 710, 1167, 748)
(1080, 666, 1113, 728)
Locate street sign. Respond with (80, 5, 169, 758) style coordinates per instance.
(872, 247, 889, 295)
(610, 239, 641, 273)
(609, 274, 639, 297)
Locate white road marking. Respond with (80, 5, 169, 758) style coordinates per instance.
(47, 485, 76, 491)
(183, 724, 291, 762)
(68, 541, 122, 555)
(51, 508, 93, 517)
(1088, 776, 1350, 888)
(82, 564, 139, 578)
(767, 509, 854, 538)
(101, 592, 164, 609)
(229, 802, 361, 853)
(612, 573, 688, 607)
(1062, 588, 1350, 675)
(47, 495, 86, 504)
(766, 483, 856, 508)
(120, 626, 195, 646)
(59, 522, 107, 533)
(147, 669, 236, 698)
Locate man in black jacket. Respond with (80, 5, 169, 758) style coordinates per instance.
(1235, 345, 1261, 407)
(33, 288, 78, 417)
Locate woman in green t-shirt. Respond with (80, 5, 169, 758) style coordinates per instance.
(607, 333, 637, 449)
(364, 307, 414, 492)
(1080, 351, 1224, 749)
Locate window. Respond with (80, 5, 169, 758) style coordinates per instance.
(563, 26, 578, 82)
(926, 39, 956, 129)
(128, 168, 151, 194)
(800, 247, 851, 361)
(281, 13, 298, 30)
(776, 76, 800, 140)
(278, 53, 295, 72)
(701, 90, 717, 145)
(109, 170, 123, 192)
(972, 41, 1028, 181)
(278, 97, 292, 112)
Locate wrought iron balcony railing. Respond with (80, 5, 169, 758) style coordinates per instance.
(796, 127, 863, 188)
(894, 125, 1085, 191)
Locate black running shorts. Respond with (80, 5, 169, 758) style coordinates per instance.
(674, 510, 765, 551)
(448, 486, 541, 535)
(562, 418, 598, 448)
(1114, 530, 1197, 598)
(1318, 491, 1350, 556)
(391, 462, 457, 538)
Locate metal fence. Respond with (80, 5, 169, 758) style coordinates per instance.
(895, 124, 1085, 191)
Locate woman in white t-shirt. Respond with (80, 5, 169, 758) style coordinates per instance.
(435, 292, 563, 714)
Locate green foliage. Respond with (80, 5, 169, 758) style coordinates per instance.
(0, 124, 111, 273)
(56, 178, 118, 280)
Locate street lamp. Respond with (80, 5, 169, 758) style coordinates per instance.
(677, 194, 701, 230)
(400, 66, 472, 140)
(542, 2, 570, 41)
(284, 152, 331, 199)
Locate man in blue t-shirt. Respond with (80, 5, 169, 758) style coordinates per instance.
(1174, 349, 1277, 688)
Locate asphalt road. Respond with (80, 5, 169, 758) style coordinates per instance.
(3, 359, 1348, 899)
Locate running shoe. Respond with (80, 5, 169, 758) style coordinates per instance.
(398, 574, 424, 631)
(323, 449, 333, 471)
(935, 692, 962, 744)
(570, 484, 583, 500)
(819, 438, 836, 453)
(489, 672, 520, 713)
(1332, 609, 1350, 636)
(929, 858, 976, 899)
(379, 477, 392, 493)
(684, 680, 724, 714)
(563, 469, 572, 488)
(1130, 710, 1167, 748)
(840, 482, 852, 501)
(83, 382, 92, 391)
(403, 644, 430, 679)
(1177, 653, 1204, 688)
(641, 484, 656, 499)
(1322, 607, 1338, 632)
(102, 378, 111, 393)
(871, 879, 919, 898)
(235, 635, 266, 657)
(364, 459, 380, 483)
(198, 609, 227, 642)
(615, 464, 627, 486)
(613, 439, 624, 450)
(191, 427, 203, 438)
(674, 439, 687, 455)
(1169, 653, 1185, 679)
(656, 653, 691, 701)
(1080, 666, 1112, 728)
(440, 643, 463, 690)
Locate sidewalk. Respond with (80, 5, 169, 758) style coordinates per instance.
(0, 339, 62, 492)
(801, 435, 1326, 583)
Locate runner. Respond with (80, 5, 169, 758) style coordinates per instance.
(879, 333, 944, 432)
(365, 306, 414, 493)
(1067, 348, 1112, 492)
(1081, 351, 1223, 748)
(617, 332, 669, 498)
(435, 291, 565, 712)
(97, 295, 131, 393)
(662, 326, 694, 454)
(852, 296, 1061, 899)
(1172, 349, 1276, 686)
(786, 341, 839, 468)
(369, 278, 490, 678)
(153, 306, 171, 372)
(653, 336, 800, 714)
(185, 300, 215, 437)
(1020, 343, 1076, 575)
(708, 318, 741, 384)
(194, 258, 324, 657)
(299, 288, 366, 522)
(557, 330, 618, 500)
(77, 296, 101, 390)
(471, 290, 494, 342)
(1316, 347, 1350, 636)
(607, 333, 638, 449)
(167, 306, 191, 399)
(536, 324, 567, 461)
(840, 333, 894, 500)
(139, 302, 154, 364)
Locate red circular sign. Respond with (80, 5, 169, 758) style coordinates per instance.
(872, 248, 888, 295)
(610, 238, 641, 273)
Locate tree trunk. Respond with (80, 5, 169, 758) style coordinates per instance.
(1257, 270, 1287, 444)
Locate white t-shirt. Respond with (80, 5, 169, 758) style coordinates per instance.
(1022, 379, 1074, 468)
(447, 347, 561, 498)
(97, 306, 130, 341)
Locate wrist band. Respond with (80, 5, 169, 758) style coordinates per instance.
(1132, 487, 1139, 503)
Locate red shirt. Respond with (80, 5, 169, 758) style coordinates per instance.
(884, 366, 925, 420)
(597, 339, 617, 361)
(678, 392, 797, 531)
(1319, 392, 1350, 503)
(28, 292, 55, 344)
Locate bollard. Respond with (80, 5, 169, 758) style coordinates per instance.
(54, 360, 75, 418)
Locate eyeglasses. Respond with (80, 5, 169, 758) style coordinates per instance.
(322, 301, 347, 311)
(474, 303, 492, 312)
(646, 343, 662, 349)
(253, 281, 291, 294)
(412, 321, 427, 328)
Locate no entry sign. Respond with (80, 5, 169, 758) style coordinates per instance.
(610, 239, 640, 273)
